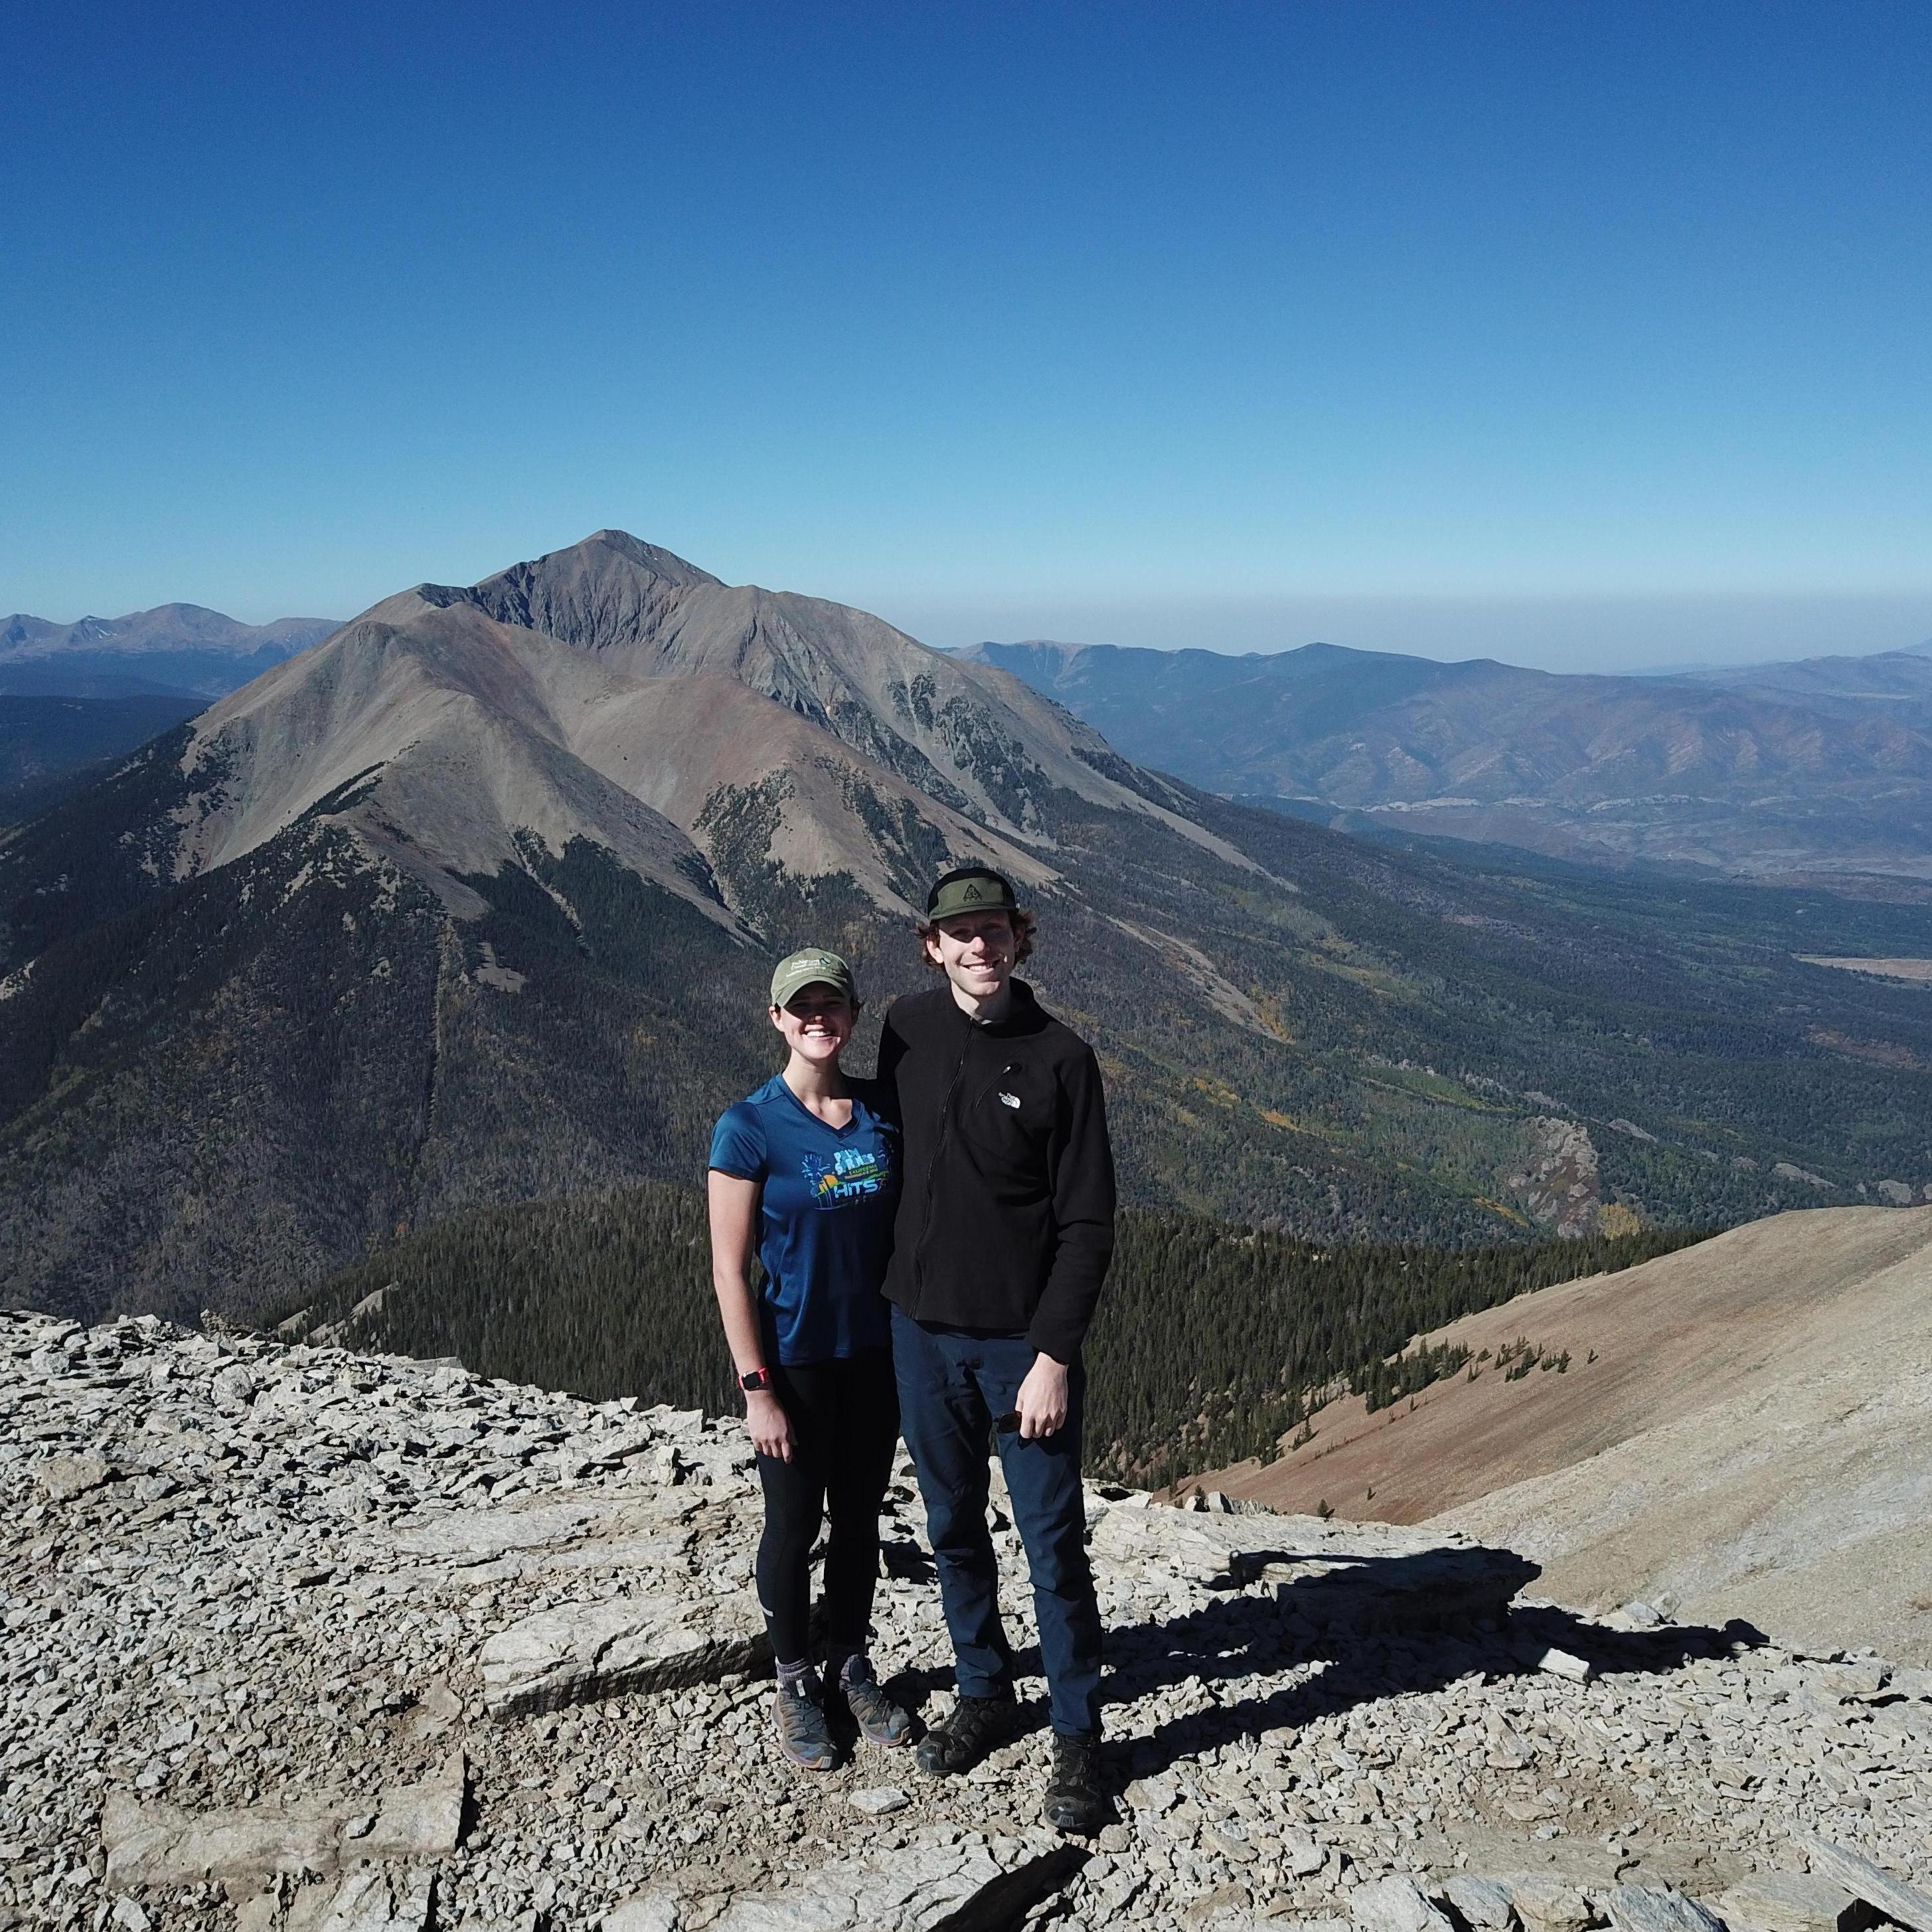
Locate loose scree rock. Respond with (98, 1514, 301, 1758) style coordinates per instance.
(2, 1309, 1929, 1932)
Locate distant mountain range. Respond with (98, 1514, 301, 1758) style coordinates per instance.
(4, 532, 1927, 1323)
(959, 638, 1932, 882)
(0, 604, 339, 698)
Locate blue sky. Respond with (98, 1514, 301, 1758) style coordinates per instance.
(4, 1, 1929, 668)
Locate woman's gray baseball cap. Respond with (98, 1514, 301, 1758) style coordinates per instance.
(769, 948, 856, 1009)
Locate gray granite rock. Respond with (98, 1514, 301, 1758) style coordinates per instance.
(847, 1787, 910, 1817)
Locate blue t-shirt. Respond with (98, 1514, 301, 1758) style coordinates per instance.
(708, 1075, 899, 1366)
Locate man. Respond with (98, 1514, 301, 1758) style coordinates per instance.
(878, 864, 1115, 1836)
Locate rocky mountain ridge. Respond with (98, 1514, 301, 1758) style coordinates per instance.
(5, 1307, 1930, 1932)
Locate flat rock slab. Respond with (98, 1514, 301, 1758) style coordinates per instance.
(847, 1787, 910, 1816)
(1425, 1828, 1625, 1888)
(704, 1827, 1022, 1932)
(480, 1591, 767, 1717)
(37, 1450, 112, 1500)
(1601, 1888, 1726, 1932)
(1085, 1506, 1538, 1630)
(357, 1493, 698, 1579)
(600, 1895, 681, 1932)
(1534, 1646, 1595, 1682)
(1352, 1876, 1455, 1932)
(1441, 1876, 1517, 1931)
(1718, 1874, 1864, 1932)
(1283, 1829, 1330, 1878)
(1500, 1876, 1595, 1932)
(288, 1868, 437, 1932)
(1802, 1836, 1932, 1932)
(102, 1754, 465, 1887)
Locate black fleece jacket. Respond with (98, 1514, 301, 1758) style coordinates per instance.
(876, 980, 1115, 1362)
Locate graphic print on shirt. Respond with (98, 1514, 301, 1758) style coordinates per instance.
(804, 1141, 893, 1207)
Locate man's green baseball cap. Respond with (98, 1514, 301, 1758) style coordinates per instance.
(769, 947, 856, 1010)
(926, 866, 1018, 923)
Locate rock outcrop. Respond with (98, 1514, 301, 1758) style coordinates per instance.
(3, 1309, 1928, 1932)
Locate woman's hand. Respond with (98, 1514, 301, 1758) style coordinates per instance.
(746, 1388, 794, 1462)
(1015, 1352, 1070, 1439)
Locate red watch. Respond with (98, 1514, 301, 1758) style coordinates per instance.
(739, 1368, 771, 1392)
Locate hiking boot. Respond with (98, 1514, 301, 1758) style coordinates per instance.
(1042, 1732, 1109, 1836)
(829, 1656, 914, 1747)
(772, 1668, 839, 1771)
(914, 1689, 1020, 1776)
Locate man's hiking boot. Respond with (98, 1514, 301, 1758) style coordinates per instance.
(773, 1668, 839, 1771)
(829, 1656, 914, 1747)
(1042, 1733, 1109, 1836)
(915, 1690, 1020, 1775)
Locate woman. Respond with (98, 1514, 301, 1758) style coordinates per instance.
(707, 947, 914, 1770)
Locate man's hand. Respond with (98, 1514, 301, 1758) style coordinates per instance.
(746, 1389, 794, 1462)
(1015, 1352, 1070, 1439)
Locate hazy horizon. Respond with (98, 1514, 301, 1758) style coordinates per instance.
(12, 576, 1931, 680)
(872, 588, 1932, 675)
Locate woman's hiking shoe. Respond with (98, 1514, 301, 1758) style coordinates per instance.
(773, 1668, 839, 1771)
(831, 1656, 914, 1747)
(914, 1690, 1020, 1775)
(1042, 1733, 1109, 1836)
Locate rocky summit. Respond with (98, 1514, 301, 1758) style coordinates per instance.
(4, 1309, 1930, 1932)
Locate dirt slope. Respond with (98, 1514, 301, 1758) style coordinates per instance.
(1206, 1206, 1932, 1660)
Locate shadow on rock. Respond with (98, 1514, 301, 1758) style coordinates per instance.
(929, 1844, 1092, 1931)
(1089, 1542, 1763, 1784)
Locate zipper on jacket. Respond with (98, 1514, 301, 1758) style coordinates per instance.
(912, 1029, 974, 1315)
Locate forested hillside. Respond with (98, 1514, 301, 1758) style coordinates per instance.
(0, 694, 204, 825)
(273, 1186, 1706, 1488)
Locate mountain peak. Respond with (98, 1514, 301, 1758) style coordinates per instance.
(573, 529, 722, 588)
(410, 530, 724, 655)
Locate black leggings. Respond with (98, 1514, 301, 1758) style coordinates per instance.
(755, 1348, 900, 1665)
